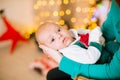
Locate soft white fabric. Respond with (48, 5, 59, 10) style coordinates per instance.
(59, 29, 101, 64)
(89, 27, 102, 44)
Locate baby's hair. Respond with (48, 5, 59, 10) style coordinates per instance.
(35, 22, 60, 45)
(39, 22, 60, 28)
(39, 21, 59, 27)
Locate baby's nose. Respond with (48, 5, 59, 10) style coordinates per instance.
(58, 33, 62, 38)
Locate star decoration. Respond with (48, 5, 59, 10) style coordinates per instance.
(0, 16, 28, 54)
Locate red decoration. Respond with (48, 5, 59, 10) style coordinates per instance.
(30, 54, 58, 76)
(0, 16, 28, 54)
(79, 33, 89, 47)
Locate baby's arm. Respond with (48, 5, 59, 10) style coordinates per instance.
(77, 27, 105, 46)
(89, 26, 105, 45)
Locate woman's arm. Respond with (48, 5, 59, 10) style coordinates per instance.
(59, 0, 120, 79)
(101, 0, 120, 42)
(39, 44, 120, 79)
(59, 48, 120, 79)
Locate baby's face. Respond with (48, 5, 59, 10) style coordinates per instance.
(37, 24, 74, 50)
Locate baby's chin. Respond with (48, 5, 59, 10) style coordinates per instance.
(66, 40, 73, 46)
(60, 43, 70, 49)
(57, 41, 72, 50)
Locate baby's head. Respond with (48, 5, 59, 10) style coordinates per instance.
(35, 22, 74, 50)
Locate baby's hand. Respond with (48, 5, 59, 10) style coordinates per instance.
(99, 36, 105, 46)
(39, 45, 62, 63)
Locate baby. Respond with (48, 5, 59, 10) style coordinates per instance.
(35, 22, 104, 64)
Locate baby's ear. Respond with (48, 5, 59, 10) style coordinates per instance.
(38, 46, 43, 52)
(38, 44, 44, 52)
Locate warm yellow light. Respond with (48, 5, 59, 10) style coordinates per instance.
(25, 28, 35, 39)
(53, 11, 58, 16)
(59, 20, 65, 25)
(42, 0, 47, 6)
(57, 0, 62, 5)
(35, 16, 40, 21)
(89, 0, 96, 5)
(82, 7, 89, 13)
(59, 10, 65, 16)
(89, 7, 95, 13)
(80, 25, 87, 29)
(66, 9, 71, 15)
(83, 18, 89, 24)
(71, 17, 76, 23)
(25, 33, 30, 39)
(82, 8, 88, 13)
(40, 12, 44, 17)
(49, 0, 55, 5)
(63, 0, 69, 5)
(70, 0, 75, 3)
(34, 4, 39, 10)
(76, 7, 81, 12)
(44, 11, 50, 17)
(37, 0, 42, 6)
(73, 25, 78, 29)
(39, 22, 44, 26)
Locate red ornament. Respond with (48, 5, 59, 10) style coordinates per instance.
(79, 33, 89, 47)
(30, 54, 58, 76)
(0, 16, 28, 54)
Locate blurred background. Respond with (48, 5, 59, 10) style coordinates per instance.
(0, 0, 111, 80)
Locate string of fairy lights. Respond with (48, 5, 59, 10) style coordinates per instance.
(24, 0, 110, 39)
(33, 0, 96, 30)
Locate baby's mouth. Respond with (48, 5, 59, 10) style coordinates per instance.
(63, 37, 70, 46)
(63, 37, 67, 44)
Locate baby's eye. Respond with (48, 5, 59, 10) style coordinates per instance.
(58, 28, 61, 32)
(51, 38, 55, 42)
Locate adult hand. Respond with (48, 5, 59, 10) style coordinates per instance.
(99, 36, 105, 46)
(39, 45, 62, 63)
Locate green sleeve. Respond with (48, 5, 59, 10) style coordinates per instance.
(59, 48, 120, 79)
(101, 0, 120, 42)
(59, 0, 120, 79)
(89, 42, 102, 52)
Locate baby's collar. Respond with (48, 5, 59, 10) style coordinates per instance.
(69, 29, 80, 45)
